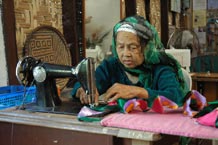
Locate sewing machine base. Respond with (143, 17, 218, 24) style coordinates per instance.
(21, 101, 83, 115)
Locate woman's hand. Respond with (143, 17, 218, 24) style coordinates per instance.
(76, 87, 99, 105)
(104, 83, 148, 102)
(76, 87, 88, 104)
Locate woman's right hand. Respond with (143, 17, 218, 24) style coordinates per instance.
(76, 87, 99, 106)
(76, 87, 89, 104)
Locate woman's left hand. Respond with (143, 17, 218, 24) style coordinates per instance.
(104, 83, 148, 102)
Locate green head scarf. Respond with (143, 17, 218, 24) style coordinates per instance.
(112, 15, 188, 92)
(112, 15, 164, 65)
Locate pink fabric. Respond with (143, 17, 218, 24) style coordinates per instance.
(197, 108, 218, 127)
(101, 109, 218, 139)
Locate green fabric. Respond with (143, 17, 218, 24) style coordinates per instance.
(216, 117, 218, 128)
(78, 116, 102, 122)
(179, 136, 192, 145)
(91, 104, 120, 112)
(194, 101, 218, 118)
(117, 98, 128, 113)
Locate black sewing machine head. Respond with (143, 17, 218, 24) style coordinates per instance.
(16, 56, 96, 114)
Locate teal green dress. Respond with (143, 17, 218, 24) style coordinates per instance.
(95, 57, 186, 107)
(72, 57, 186, 107)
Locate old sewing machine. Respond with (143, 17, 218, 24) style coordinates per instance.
(15, 56, 96, 114)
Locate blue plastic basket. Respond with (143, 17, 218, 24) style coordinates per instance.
(0, 85, 36, 110)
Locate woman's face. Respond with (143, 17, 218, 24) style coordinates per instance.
(116, 31, 144, 68)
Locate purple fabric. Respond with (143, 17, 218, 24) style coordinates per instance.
(77, 106, 102, 118)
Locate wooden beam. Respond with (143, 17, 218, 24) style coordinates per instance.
(2, 0, 19, 85)
(160, 0, 169, 48)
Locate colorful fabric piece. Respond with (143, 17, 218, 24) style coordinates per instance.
(77, 106, 102, 118)
(114, 90, 206, 115)
(77, 106, 102, 122)
(77, 104, 120, 122)
(193, 101, 218, 128)
(77, 90, 207, 122)
(123, 99, 148, 113)
(194, 101, 218, 118)
(152, 96, 178, 113)
(196, 107, 218, 128)
(122, 96, 178, 114)
(183, 90, 207, 117)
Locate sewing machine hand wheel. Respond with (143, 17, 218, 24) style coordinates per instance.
(16, 56, 40, 86)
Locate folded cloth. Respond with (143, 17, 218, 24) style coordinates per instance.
(194, 101, 218, 118)
(151, 95, 178, 113)
(77, 104, 120, 122)
(77, 90, 207, 122)
(194, 101, 218, 128)
(123, 99, 148, 113)
(183, 90, 207, 117)
(78, 106, 102, 118)
(77, 106, 102, 122)
(121, 96, 178, 114)
(196, 107, 218, 128)
(101, 109, 218, 139)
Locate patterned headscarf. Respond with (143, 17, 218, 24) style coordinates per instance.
(112, 15, 188, 92)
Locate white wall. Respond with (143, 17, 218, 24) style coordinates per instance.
(0, 0, 120, 86)
(0, 7, 9, 86)
(85, 0, 120, 53)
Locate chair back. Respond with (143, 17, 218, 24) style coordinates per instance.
(181, 68, 192, 90)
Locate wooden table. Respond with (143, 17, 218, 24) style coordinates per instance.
(0, 88, 217, 145)
(0, 108, 161, 145)
(190, 72, 218, 102)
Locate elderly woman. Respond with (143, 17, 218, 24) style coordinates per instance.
(73, 15, 189, 110)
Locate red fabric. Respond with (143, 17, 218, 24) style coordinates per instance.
(101, 108, 218, 139)
(152, 97, 164, 113)
(137, 99, 148, 111)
